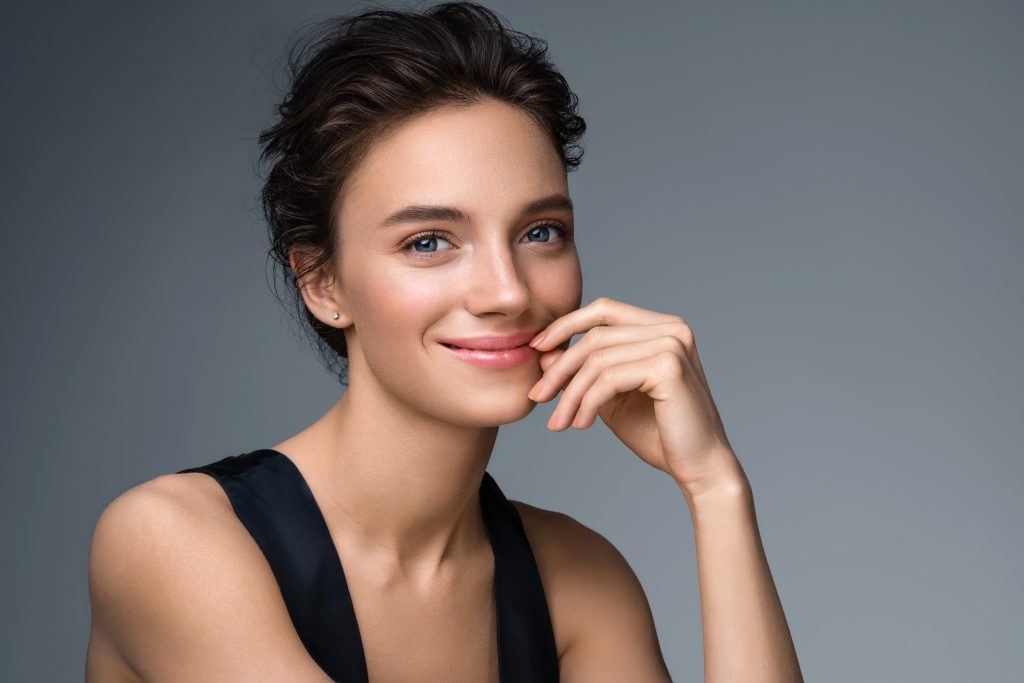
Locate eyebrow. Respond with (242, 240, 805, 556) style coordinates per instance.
(377, 193, 574, 228)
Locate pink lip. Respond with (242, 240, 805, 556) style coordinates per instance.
(437, 329, 541, 351)
(437, 342, 537, 369)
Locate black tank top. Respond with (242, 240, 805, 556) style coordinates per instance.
(176, 449, 559, 682)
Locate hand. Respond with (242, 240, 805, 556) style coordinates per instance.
(527, 296, 744, 496)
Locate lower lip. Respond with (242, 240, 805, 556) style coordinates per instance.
(438, 342, 537, 369)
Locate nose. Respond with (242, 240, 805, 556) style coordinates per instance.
(464, 236, 531, 316)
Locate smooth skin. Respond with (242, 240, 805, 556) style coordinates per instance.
(87, 98, 800, 681)
(528, 297, 803, 681)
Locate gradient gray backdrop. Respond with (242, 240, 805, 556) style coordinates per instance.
(3, 1, 1021, 680)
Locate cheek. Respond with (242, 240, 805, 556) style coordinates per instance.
(533, 251, 583, 314)
(348, 269, 495, 420)
(356, 273, 448, 354)
(345, 272, 448, 401)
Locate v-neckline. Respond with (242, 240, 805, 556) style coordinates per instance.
(178, 448, 560, 682)
(268, 447, 501, 680)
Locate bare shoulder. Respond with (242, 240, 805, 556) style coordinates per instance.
(86, 472, 330, 682)
(511, 500, 673, 683)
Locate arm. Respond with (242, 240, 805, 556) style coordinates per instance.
(514, 501, 673, 683)
(86, 476, 332, 682)
(525, 298, 802, 680)
(680, 457, 803, 682)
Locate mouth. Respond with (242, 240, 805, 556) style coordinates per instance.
(437, 339, 537, 369)
(440, 342, 527, 351)
(436, 328, 542, 351)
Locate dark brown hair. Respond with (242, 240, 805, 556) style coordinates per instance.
(257, 1, 587, 384)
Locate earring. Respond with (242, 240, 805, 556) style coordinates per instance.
(331, 312, 340, 320)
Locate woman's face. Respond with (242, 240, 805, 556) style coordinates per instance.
(331, 97, 583, 427)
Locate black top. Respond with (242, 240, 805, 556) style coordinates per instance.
(176, 449, 559, 682)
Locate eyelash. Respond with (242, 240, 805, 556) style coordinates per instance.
(399, 222, 573, 259)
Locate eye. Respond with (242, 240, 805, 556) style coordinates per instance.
(524, 222, 571, 244)
(399, 221, 572, 260)
(400, 230, 454, 256)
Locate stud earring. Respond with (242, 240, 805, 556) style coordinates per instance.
(331, 312, 340, 320)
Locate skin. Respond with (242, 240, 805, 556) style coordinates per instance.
(86, 97, 802, 681)
(274, 96, 584, 582)
(528, 300, 804, 680)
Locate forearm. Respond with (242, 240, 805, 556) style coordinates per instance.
(679, 460, 803, 682)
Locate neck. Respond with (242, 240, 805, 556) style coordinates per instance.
(276, 379, 499, 589)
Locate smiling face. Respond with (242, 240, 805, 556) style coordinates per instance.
(320, 97, 583, 427)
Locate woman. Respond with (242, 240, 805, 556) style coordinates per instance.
(86, 2, 802, 681)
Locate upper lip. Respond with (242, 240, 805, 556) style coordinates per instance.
(437, 329, 541, 351)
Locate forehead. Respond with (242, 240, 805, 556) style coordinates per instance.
(339, 99, 567, 226)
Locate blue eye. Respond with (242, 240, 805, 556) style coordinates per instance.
(400, 222, 571, 259)
(525, 223, 568, 243)
(402, 231, 454, 255)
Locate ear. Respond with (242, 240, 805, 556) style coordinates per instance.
(288, 247, 353, 328)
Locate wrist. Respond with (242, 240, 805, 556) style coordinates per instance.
(673, 449, 751, 509)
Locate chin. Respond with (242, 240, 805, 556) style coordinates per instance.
(442, 391, 538, 428)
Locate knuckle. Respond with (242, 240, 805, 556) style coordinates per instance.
(663, 334, 687, 355)
(597, 362, 621, 382)
(658, 350, 682, 373)
(588, 346, 612, 367)
(670, 318, 694, 345)
(581, 326, 607, 349)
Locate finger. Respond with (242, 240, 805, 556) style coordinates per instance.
(538, 347, 565, 372)
(563, 352, 682, 431)
(546, 336, 684, 427)
(529, 349, 566, 399)
(530, 296, 683, 352)
(533, 322, 685, 403)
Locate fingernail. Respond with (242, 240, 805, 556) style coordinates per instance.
(529, 332, 548, 348)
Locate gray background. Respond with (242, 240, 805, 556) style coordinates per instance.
(2, 0, 1021, 680)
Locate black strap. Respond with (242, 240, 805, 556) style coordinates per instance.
(178, 449, 559, 682)
(480, 470, 560, 682)
(178, 450, 368, 681)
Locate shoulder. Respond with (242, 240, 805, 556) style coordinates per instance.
(510, 499, 672, 682)
(509, 498, 651, 623)
(91, 471, 229, 545)
(86, 472, 330, 681)
(88, 473, 238, 619)
(511, 498, 633, 571)
(89, 473, 244, 596)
